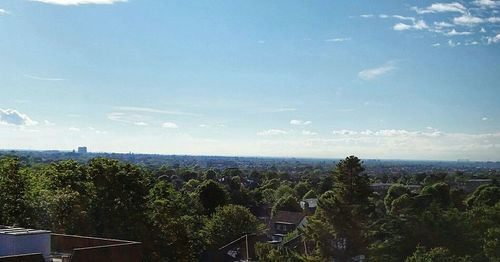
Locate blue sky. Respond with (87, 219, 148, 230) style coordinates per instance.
(1, 0, 499, 160)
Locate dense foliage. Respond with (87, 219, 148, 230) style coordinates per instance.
(0, 155, 499, 261)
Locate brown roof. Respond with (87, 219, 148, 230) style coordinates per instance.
(271, 211, 306, 225)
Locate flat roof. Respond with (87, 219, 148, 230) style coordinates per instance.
(0, 226, 51, 236)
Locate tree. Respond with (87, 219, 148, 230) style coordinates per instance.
(384, 184, 410, 213)
(87, 158, 151, 240)
(0, 157, 29, 226)
(405, 246, 466, 262)
(147, 181, 205, 261)
(204, 204, 263, 248)
(483, 227, 500, 261)
(294, 181, 310, 199)
(198, 180, 227, 215)
(466, 184, 500, 208)
(303, 189, 317, 199)
(272, 195, 302, 214)
(31, 160, 92, 234)
(306, 156, 373, 261)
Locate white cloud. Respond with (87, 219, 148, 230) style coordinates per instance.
(414, 2, 467, 14)
(107, 112, 151, 126)
(432, 43, 441, 47)
(162, 122, 178, 129)
(325, 37, 351, 42)
(360, 14, 374, 18)
(434, 21, 454, 28)
(24, 74, 65, 81)
(0, 109, 38, 126)
(454, 15, 484, 26)
(448, 39, 461, 47)
(379, 14, 389, 18)
(290, 120, 312, 125)
(358, 61, 396, 81)
(302, 130, 318, 136)
(393, 23, 412, 31)
(257, 129, 288, 136)
(465, 41, 480, 45)
(0, 9, 9, 15)
(44, 120, 55, 126)
(487, 17, 500, 23)
(31, 0, 127, 5)
(114, 106, 196, 116)
(485, 33, 500, 44)
(393, 20, 428, 31)
(474, 0, 499, 8)
(267, 108, 297, 113)
(445, 29, 473, 36)
(333, 129, 358, 135)
(68, 127, 80, 132)
(482, 117, 489, 121)
(393, 15, 415, 22)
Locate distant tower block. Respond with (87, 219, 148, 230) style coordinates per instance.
(77, 146, 88, 154)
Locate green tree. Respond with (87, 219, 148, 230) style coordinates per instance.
(87, 158, 151, 240)
(384, 184, 410, 213)
(198, 180, 227, 214)
(306, 156, 373, 261)
(294, 181, 310, 199)
(466, 184, 500, 208)
(0, 157, 29, 226)
(147, 180, 205, 261)
(272, 195, 302, 214)
(405, 246, 464, 262)
(204, 204, 263, 248)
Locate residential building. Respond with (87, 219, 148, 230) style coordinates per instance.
(0, 226, 141, 262)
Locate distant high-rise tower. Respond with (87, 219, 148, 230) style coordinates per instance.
(77, 146, 87, 154)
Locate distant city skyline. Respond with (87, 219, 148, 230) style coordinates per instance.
(1, 0, 499, 161)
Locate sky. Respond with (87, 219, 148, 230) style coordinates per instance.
(1, 0, 500, 161)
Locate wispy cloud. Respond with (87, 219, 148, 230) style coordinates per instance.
(413, 2, 466, 14)
(0, 108, 38, 126)
(358, 61, 396, 81)
(31, 0, 127, 5)
(325, 37, 351, 42)
(0, 9, 9, 15)
(302, 130, 318, 136)
(393, 20, 428, 31)
(257, 129, 288, 136)
(474, 0, 499, 8)
(107, 112, 150, 126)
(114, 106, 197, 116)
(360, 14, 374, 18)
(448, 39, 461, 47)
(392, 15, 415, 22)
(266, 107, 297, 113)
(162, 122, 178, 129)
(290, 119, 312, 126)
(453, 14, 484, 26)
(485, 33, 500, 44)
(24, 74, 65, 81)
(445, 29, 473, 36)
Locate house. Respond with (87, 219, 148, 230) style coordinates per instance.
(0, 226, 141, 262)
(300, 198, 318, 213)
(270, 211, 307, 243)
